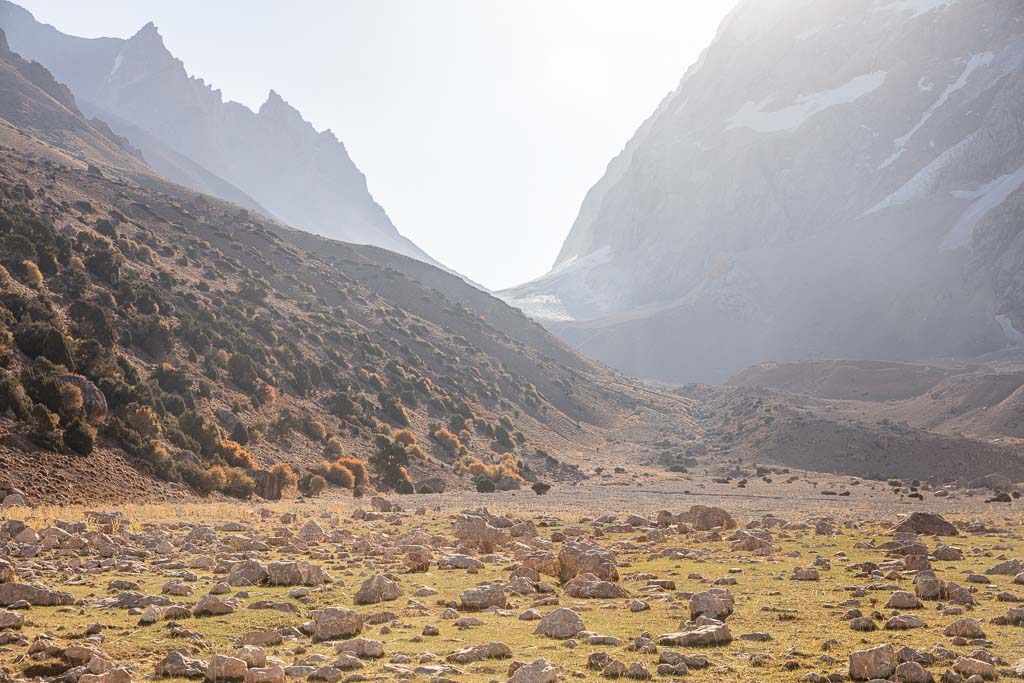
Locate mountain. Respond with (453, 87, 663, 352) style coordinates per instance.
(0, 1, 442, 268)
(501, 0, 1024, 383)
(0, 32, 702, 504)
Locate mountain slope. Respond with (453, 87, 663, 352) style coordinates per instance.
(0, 35, 703, 504)
(502, 0, 1024, 383)
(0, 1, 441, 268)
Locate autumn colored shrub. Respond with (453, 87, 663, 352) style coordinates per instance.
(318, 460, 355, 488)
(125, 403, 162, 438)
(221, 466, 256, 499)
(270, 462, 298, 490)
(430, 426, 461, 455)
(393, 429, 417, 447)
(20, 260, 43, 288)
(336, 456, 367, 488)
(217, 439, 257, 469)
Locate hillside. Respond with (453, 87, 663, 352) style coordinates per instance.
(0, 33, 702, 505)
(501, 0, 1024, 383)
(0, 1, 442, 268)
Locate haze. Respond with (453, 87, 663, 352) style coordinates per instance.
(16, 0, 735, 289)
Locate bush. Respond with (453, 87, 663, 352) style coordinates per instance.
(370, 435, 413, 490)
(337, 456, 368, 488)
(299, 473, 328, 497)
(30, 403, 63, 450)
(221, 466, 256, 499)
(125, 403, 162, 438)
(319, 460, 355, 488)
(20, 260, 43, 288)
(476, 478, 496, 493)
(430, 426, 461, 455)
(64, 417, 96, 455)
(325, 436, 346, 459)
(393, 429, 417, 447)
(180, 463, 228, 496)
(15, 321, 74, 369)
(0, 371, 31, 420)
(270, 462, 298, 490)
(59, 383, 84, 423)
(304, 419, 327, 442)
(379, 392, 410, 426)
(217, 439, 257, 469)
(228, 353, 258, 391)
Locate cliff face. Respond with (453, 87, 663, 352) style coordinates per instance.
(502, 0, 1024, 382)
(0, 2, 441, 267)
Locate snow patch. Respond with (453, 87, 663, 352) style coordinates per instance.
(862, 133, 977, 215)
(874, 0, 957, 19)
(996, 315, 1024, 347)
(940, 162, 1024, 250)
(727, 71, 888, 134)
(501, 246, 614, 321)
(879, 52, 993, 169)
(109, 53, 124, 78)
(917, 77, 934, 92)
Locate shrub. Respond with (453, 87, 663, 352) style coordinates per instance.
(0, 371, 31, 420)
(318, 460, 355, 488)
(379, 392, 410, 426)
(59, 383, 84, 422)
(228, 353, 258, 391)
(217, 439, 257, 469)
(183, 464, 228, 496)
(303, 419, 327, 442)
(138, 440, 175, 480)
(370, 435, 413, 490)
(221, 467, 256, 499)
(15, 321, 74, 369)
(20, 260, 43, 288)
(393, 429, 417, 447)
(0, 323, 12, 368)
(125, 403, 162, 438)
(270, 462, 298, 490)
(337, 456, 368, 488)
(30, 403, 63, 450)
(430, 426, 461, 455)
(325, 436, 346, 459)
(64, 417, 96, 455)
(299, 473, 328, 497)
(476, 478, 496, 493)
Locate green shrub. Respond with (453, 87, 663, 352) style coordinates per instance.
(14, 321, 74, 369)
(299, 472, 327, 497)
(0, 371, 31, 420)
(30, 404, 63, 451)
(221, 467, 256, 499)
(64, 417, 96, 455)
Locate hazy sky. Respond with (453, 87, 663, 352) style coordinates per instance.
(18, 1, 736, 289)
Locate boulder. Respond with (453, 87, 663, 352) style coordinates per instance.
(311, 607, 364, 642)
(534, 608, 585, 639)
(657, 620, 732, 647)
(557, 542, 618, 582)
(849, 644, 896, 681)
(155, 650, 207, 678)
(893, 512, 957, 537)
(334, 638, 384, 659)
(353, 575, 403, 605)
(564, 573, 629, 599)
(0, 583, 73, 607)
(208, 655, 248, 681)
(686, 505, 736, 531)
(690, 589, 734, 621)
(460, 584, 506, 610)
(267, 562, 329, 587)
(446, 642, 512, 664)
(943, 617, 985, 639)
(508, 658, 557, 683)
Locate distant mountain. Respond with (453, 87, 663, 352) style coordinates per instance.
(0, 1, 441, 267)
(502, 0, 1024, 383)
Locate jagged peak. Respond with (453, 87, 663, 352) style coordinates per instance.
(0, 27, 8, 53)
(127, 21, 165, 48)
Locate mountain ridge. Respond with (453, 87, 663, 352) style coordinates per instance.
(0, 1, 444, 270)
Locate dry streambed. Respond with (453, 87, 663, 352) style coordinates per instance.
(2, 500, 1024, 682)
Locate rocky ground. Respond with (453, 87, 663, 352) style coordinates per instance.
(2, 482, 1024, 683)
